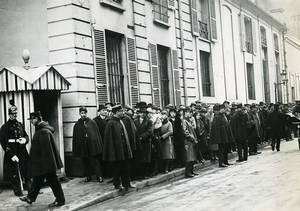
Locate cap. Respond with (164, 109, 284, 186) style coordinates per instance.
(112, 104, 123, 113)
(98, 104, 106, 111)
(79, 107, 87, 112)
(8, 106, 18, 114)
(28, 111, 41, 120)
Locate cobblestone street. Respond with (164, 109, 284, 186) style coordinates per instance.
(85, 140, 300, 211)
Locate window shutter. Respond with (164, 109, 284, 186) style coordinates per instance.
(149, 43, 161, 107)
(127, 37, 139, 107)
(240, 14, 246, 52)
(209, 0, 217, 40)
(94, 29, 108, 104)
(190, 0, 199, 36)
(172, 49, 181, 107)
(252, 20, 257, 55)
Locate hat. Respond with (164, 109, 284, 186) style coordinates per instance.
(169, 106, 177, 113)
(195, 105, 202, 110)
(105, 102, 113, 107)
(213, 104, 220, 111)
(190, 103, 196, 107)
(195, 100, 202, 104)
(295, 100, 300, 104)
(79, 107, 87, 112)
(98, 104, 106, 111)
(183, 106, 191, 112)
(112, 104, 123, 113)
(236, 103, 243, 109)
(8, 106, 18, 114)
(161, 110, 168, 115)
(123, 104, 133, 111)
(200, 108, 207, 113)
(250, 103, 257, 109)
(28, 111, 41, 120)
(244, 103, 250, 107)
(259, 102, 264, 106)
(223, 101, 230, 105)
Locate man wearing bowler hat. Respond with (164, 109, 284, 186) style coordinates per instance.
(20, 111, 65, 207)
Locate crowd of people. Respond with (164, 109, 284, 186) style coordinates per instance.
(1, 99, 299, 207)
(71, 100, 298, 190)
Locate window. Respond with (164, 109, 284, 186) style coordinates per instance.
(198, 0, 209, 39)
(157, 46, 170, 107)
(105, 31, 125, 104)
(275, 52, 282, 102)
(260, 26, 267, 47)
(246, 63, 255, 100)
(200, 51, 213, 96)
(153, 0, 169, 24)
(244, 17, 253, 53)
(262, 48, 270, 103)
(274, 34, 279, 52)
(99, 0, 125, 12)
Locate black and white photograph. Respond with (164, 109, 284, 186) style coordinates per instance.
(0, 0, 300, 210)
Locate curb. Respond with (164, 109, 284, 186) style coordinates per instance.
(63, 152, 239, 211)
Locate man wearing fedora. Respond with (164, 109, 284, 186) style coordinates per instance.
(0, 105, 30, 196)
(20, 111, 65, 207)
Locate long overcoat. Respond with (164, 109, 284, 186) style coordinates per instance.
(103, 116, 133, 161)
(0, 119, 29, 181)
(160, 120, 174, 160)
(93, 115, 106, 141)
(268, 110, 286, 139)
(134, 116, 153, 163)
(72, 117, 103, 158)
(230, 111, 249, 141)
(210, 113, 234, 145)
(122, 115, 141, 152)
(181, 118, 197, 162)
(247, 111, 261, 138)
(29, 121, 63, 177)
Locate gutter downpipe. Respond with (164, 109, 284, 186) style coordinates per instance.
(178, 0, 188, 106)
(282, 30, 289, 103)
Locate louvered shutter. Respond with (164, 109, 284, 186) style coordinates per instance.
(94, 29, 108, 104)
(252, 20, 257, 55)
(240, 14, 246, 52)
(149, 43, 161, 107)
(190, 0, 199, 36)
(209, 0, 217, 40)
(127, 37, 139, 106)
(172, 49, 181, 107)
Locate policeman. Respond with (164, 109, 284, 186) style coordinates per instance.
(0, 105, 30, 196)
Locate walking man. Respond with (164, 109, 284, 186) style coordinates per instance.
(20, 111, 65, 207)
(268, 103, 285, 151)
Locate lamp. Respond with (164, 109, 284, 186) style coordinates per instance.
(22, 49, 30, 70)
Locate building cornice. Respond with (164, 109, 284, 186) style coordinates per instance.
(285, 36, 300, 50)
(224, 0, 288, 32)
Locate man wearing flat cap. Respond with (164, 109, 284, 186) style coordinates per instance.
(73, 107, 104, 183)
(20, 111, 65, 207)
(0, 105, 30, 196)
(103, 104, 135, 190)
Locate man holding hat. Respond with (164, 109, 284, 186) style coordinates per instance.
(73, 107, 104, 183)
(0, 105, 30, 196)
(20, 111, 65, 207)
(103, 104, 135, 190)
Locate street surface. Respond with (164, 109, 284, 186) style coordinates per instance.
(84, 140, 300, 211)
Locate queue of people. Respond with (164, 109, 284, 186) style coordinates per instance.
(0, 99, 296, 207)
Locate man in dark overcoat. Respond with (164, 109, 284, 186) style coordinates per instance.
(268, 103, 286, 151)
(73, 107, 104, 183)
(247, 104, 262, 155)
(103, 105, 135, 190)
(0, 105, 30, 196)
(20, 111, 65, 208)
(210, 104, 234, 167)
(93, 104, 107, 141)
(230, 103, 249, 162)
(134, 103, 153, 177)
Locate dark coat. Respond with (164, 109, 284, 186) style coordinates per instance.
(247, 111, 261, 138)
(230, 111, 248, 141)
(268, 110, 286, 139)
(181, 118, 197, 162)
(122, 115, 141, 152)
(134, 116, 153, 163)
(93, 115, 106, 141)
(29, 121, 63, 177)
(0, 119, 29, 181)
(72, 117, 103, 158)
(210, 113, 235, 145)
(103, 116, 133, 161)
(170, 116, 185, 162)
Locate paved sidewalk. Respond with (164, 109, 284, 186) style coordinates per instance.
(0, 143, 275, 211)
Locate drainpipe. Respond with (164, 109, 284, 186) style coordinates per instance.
(178, 0, 188, 106)
(282, 30, 289, 103)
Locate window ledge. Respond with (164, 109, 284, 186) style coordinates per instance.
(99, 0, 125, 13)
(153, 19, 170, 28)
(199, 37, 211, 43)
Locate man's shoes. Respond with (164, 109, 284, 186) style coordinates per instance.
(114, 185, 124, 191)
(192, 172, 199, 176)
(224, 163, 233, 166)
(14, 190, 23, 197)
(84, 177, 92, 182)
(19, 196, 32, 204)
(125, 184, 136, 190)
(48, 200, 65, 208)
(219, 164, 228, 168)
(271, 146, 275, 151)
(185, 174, 194, 178)
(249, 152, 257, 156)
(98, 177, 104, 183)
(277, 149, 280, 151)
(236, 160, 243, 163)
(256, 151, 262, 154)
